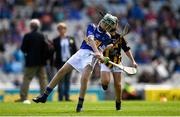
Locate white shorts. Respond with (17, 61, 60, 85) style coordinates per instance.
(101, 63, 122, 73)
(67, 49, 97, 73)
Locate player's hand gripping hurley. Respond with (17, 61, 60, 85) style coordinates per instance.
(91, 53, 137, 75)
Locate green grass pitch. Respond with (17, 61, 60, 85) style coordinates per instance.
(0, 101, 180, 116)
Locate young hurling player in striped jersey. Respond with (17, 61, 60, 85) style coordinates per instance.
(100, 25, 137, 110)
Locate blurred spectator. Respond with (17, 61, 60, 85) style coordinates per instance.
(41, 13, 53, 31)
(73, 24, 84, 49)
(173, 56, 180, 73)
(152, 56, 169, 83)
(53, 7, 65, 22)
(134, 39, 151, 64)
(0, 1, 13, 19)
(13, 79, 21, 88)
(0, 40, 5, 52)
(13, 44, 24, 62)
(3, 51, 24, 74)
(15, 19, 48, 102)
(167, 48, 180, 75)
(86, 4, 106, 24)
(138, 70, 155, 83)
(122, 82, 142, 100)
(145, 8, 157, 28)
(128, 3, 145, 20)
(51, 22, 77, 101)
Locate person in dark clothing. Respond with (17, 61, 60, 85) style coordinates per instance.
(0, 40, 5, 52)
(15, 19, 48, 102)
(52, 22, 77, 101)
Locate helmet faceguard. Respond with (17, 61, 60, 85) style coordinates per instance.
(99, 14, 118, 33)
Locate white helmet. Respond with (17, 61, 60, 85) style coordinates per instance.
(99, 13, 118, 32)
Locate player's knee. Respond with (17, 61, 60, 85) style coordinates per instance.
(81, 74, 90, 83)
(102, 80, 109, 85)
(82, 77, 88, 83)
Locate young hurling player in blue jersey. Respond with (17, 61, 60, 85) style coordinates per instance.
(33, 14, 118, 112)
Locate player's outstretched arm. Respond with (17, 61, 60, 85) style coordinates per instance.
(125, 50, 138, 68)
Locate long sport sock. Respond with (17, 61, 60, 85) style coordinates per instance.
(77, 97, 84, 109)
(42, 87, 53, 98)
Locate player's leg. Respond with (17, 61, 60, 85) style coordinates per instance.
(76, 65, 93, 112)
(112, 72, 122, 110)
(32, 63, 74, 103)
(100, 64, 111, 90)
(48, 63, 73, 88)
(101, 71, 111, 90)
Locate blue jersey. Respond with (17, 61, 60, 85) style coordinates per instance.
(80, 23, 112, 51)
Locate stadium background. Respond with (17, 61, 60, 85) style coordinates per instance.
(0, 0, 179, 102)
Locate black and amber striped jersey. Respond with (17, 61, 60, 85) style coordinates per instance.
(103, 32, 130, 68)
